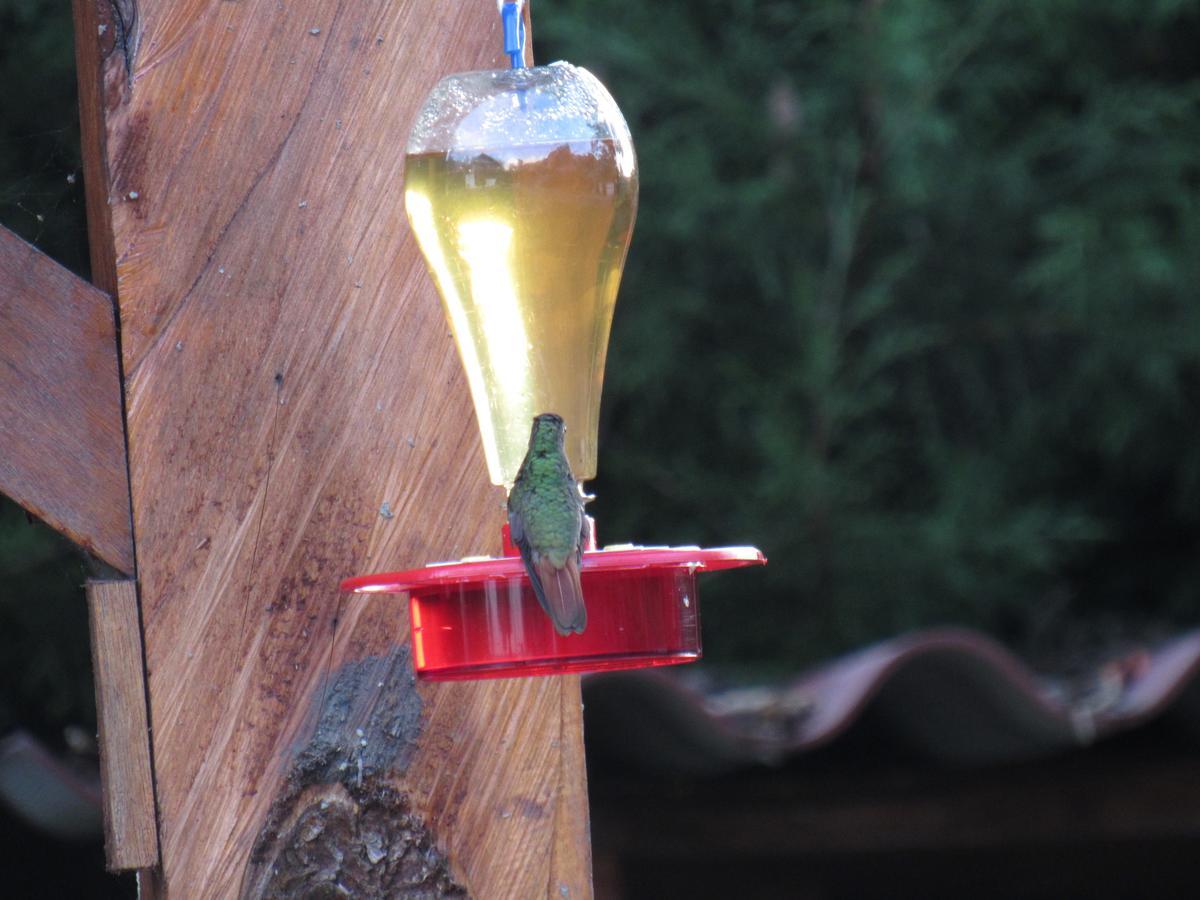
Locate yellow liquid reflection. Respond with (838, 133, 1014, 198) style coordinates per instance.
(405, 139, 637, 486)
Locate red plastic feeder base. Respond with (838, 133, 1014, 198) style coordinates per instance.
(340, 527, 765, 681)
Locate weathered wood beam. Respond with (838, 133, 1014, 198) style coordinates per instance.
(0, 226, 133, 572)
(86, 579, 158, 871)
(73, 0, 590, 895)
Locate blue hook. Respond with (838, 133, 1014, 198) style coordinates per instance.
(500, 0, 525, 69)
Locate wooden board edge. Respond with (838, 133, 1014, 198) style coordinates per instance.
(70, 0, 124, 297)
(86, 579, 159, 871)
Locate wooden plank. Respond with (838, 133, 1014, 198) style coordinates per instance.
(86, 579, 158, 871)
(0, 226, 133, 572)
(69, 0, 124, 297)
(73, 1, 590, 896)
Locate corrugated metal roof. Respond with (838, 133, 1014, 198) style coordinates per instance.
(583, 627, 1200, 775)
(0, 730, 102, 840)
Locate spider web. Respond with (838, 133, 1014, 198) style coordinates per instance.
(0, 0, 91, 278)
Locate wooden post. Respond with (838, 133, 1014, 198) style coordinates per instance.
(68, 0, 592, 896)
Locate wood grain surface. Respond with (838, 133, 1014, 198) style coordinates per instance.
(87, 579, 159, 871)
(73, 0, 591, 896)
(0, 225, 133, 572)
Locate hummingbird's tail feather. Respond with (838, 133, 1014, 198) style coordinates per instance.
(533, 554, 587, 636)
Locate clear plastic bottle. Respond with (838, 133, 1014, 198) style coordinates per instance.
(405, 63, 638, 487)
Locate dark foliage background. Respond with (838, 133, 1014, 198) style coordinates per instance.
(1, 0, 89, 272)
(537, 0, 1200, 674)
(1, 0, 1198, 711)
(1, 2, 128, 896)
(1, 0, 96, 743)
(0, 3, 1199, 890)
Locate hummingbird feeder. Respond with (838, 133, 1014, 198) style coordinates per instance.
(341, 1, 764, 680)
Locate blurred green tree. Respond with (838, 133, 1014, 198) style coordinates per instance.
(2, 0, 1199, 686)
(0, 501, 95, 741)
(537, 0, 1200, 671)
(0, 0, 90, 275)
(0, 0, 96, 741)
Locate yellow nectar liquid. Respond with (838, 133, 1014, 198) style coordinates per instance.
(405, 138, 637, 486)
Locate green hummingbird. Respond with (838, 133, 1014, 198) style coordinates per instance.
(507, 413, 589, 636)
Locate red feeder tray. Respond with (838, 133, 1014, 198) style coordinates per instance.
(341, 527, 765, 681)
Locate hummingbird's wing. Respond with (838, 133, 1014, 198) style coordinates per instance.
(506, 501, 537, 590)
(508, 497, 526, 548)
(507, 496, 551, 623)
(507, 480, 587, 636)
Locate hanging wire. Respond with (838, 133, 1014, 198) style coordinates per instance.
(498, 0, 526, 68)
